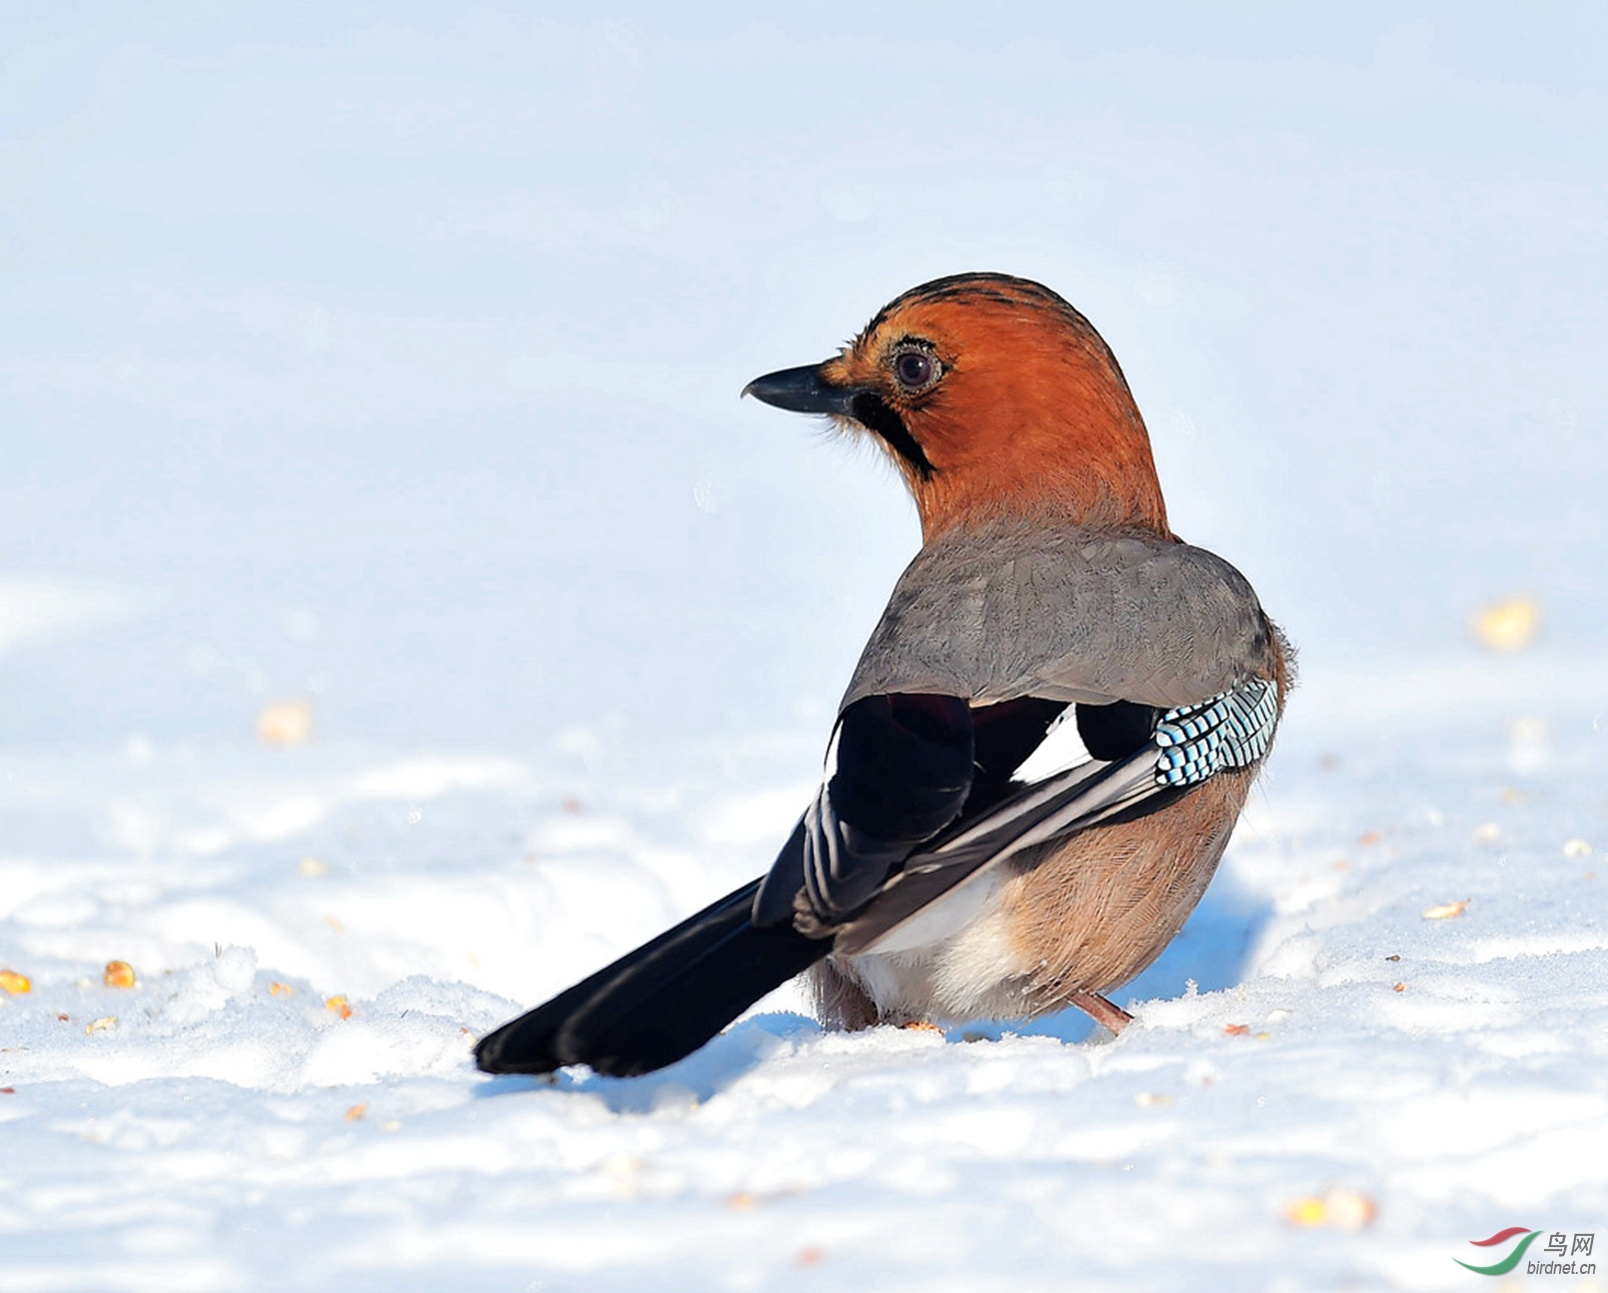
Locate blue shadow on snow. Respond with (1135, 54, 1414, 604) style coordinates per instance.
(954, 865, 1270, 1044)
(473, 1011, 821, 1113)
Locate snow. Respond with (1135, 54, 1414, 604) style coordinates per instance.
(4, 705, 1607, 1289)
(4, 5, 1608, 1290)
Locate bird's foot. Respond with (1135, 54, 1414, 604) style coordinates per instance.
(898, 1019, 945, 1034)
(1068, 990, 1132, 1036)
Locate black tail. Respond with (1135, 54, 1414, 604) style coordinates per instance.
(474, 879, 830, 1077)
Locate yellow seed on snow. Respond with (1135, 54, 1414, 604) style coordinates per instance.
(0, 970, 31, 994)
(1471, 596, 1540, 652)
(268, 982, 294, 997)
(1284, 1188, 1377, 1231)
(344, 1103, 367, 1122)
(256, 698, 314, 746)
(1327, 1189, 1378, 1230)
(103, 961, 137, 989)
(1286, 1196, 1328, 1226)
(1421, 900, 1468, 920)
(324, 994, 353, 1020)
(85, 1016, 117, 1034)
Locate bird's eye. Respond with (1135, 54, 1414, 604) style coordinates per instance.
(892, 348, 940, 393)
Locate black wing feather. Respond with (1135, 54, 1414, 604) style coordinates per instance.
(474, 877, 826, 1077)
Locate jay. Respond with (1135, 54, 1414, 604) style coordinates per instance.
(477, 273, 1291, 1077)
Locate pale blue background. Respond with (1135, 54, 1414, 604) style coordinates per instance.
(4, 4, 1604, 749)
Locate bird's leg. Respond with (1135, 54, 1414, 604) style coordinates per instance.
(1068, 990, 1132, 1035)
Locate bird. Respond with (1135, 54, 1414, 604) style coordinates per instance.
(475, 272, 1291, 1078)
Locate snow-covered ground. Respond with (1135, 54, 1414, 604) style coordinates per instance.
(4, 6, 1608, 1289)
(4, 674, 1607, 1291)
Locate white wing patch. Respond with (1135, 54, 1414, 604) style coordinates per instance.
(1010, 706, 1094, 784)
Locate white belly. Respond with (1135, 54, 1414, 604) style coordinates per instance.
(837, 867, 1035, 1022)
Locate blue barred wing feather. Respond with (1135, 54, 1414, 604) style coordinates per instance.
(1155, 677, 1279, 787)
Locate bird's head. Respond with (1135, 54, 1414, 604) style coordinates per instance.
(745, 273, 1169, 540)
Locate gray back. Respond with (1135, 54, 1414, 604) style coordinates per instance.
(841, 521, 1274, 712)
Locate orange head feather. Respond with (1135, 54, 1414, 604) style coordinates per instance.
(746, 273, 1169, 541)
